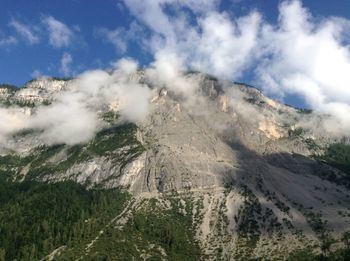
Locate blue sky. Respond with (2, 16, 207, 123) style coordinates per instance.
(1, 0, 350, 108)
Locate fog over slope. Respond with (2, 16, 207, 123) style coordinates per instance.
(1, 0, 350, 146)
(2, 1, 350, 260)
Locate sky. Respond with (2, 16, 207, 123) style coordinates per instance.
(1, 0, 350, 108)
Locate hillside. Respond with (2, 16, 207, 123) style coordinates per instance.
(0, 74, 350, 260)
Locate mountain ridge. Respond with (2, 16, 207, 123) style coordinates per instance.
(0, 73, 350, 260)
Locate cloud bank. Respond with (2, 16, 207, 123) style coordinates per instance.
(2, 0, 350, 147)
(0, 58, 152, 146)
(119, 0, 350, 136)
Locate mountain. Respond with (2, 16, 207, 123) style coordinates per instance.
(0, 74, 350, 260)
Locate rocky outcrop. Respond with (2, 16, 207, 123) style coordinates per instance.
(0, 78, 68, 107)
(1, 74, 350, 259)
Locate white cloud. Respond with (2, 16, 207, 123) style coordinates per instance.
(96, 27, 127, 53)
(191, 11, 261, 79)
(3, 0, 350, 146)
(60, 52, 73, 76)
(121, 0, 350, 136)
(74, 58, 152, 123)
(254, 0, 350, 135)
(9, 19, 39, 44)
(31, 70, 49, 80)
(145, 50, 199, 96)
(0, 58, 152, 146)
(0, 35, 17, 47)
(96, 22, 144, 53)
(122, 0, 260, 79)
(31, 91, 98, 145)
(0, 107, 29, 143)
(123, 0, 219, 40)
(42, 16, 73, 48)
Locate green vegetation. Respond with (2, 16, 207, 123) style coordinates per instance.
(184, 70, 218, 82)
(234, 185, 262, 258)
(318, 143, 350, 175)
(0, 178, 129, 261)
(49, 76, 73, 81)
(243, 97, 267, 106)
(0, 84, 17, 107)
(305, 138, 320, 150)
(297, 108, 313, 114)
(287, 230, 350, 260)
(0, 84, 18, 91)
(315, 143, 350, 188)
(287, 246, 350, 261)
(14, 100, 36, 107)
(86, 123, 143, 157)
(26, 77, 72, 85)
(0, 123, 145, 182)
(72, 197, 201, 260)
(288, 127, 304, 138)
(203, 73, 218, 81)
(101, 111, 120, 124)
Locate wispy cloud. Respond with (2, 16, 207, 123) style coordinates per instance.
(42, 16, 73, 48)
(253, 1, 350, 134)
(0, 35, 17, 47)
(95, 22, 144, 54)
(9, 19, 39, 44)
(59, 52, 73, 76)
(31, 70, 44, 79)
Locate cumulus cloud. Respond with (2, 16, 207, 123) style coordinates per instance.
(73, 58, 152, 123)
(120, 0, 350, 136)
(59, 52, 73, 76)
(254, 0, 350, 136)
(9, 19, 39, 44)
(145, 50, 199, 97)
(191, 11, 261, 79)
(31, 91, 98, 145)
(42, 16, 73, 48)
(110, 59, 152, 122)
(0, 107, 29, 143)
(2, 0, 350, 146)
(0, 58, 153, 146)
(122, 0, 261, 79)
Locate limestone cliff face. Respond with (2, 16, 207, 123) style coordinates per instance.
(1, 75, 350, 259)
(0, 79, 67, 106)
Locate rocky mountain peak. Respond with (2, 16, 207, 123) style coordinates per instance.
(1, 73, 350, 260)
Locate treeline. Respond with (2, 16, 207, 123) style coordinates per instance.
(288, 247, 350, 261)
(0, 178, 128, 261)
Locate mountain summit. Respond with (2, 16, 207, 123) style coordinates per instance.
(0, 73, 350, 260)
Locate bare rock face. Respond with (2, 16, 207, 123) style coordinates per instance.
(0, 78, 68, 107)
(1, 74, 350, 259)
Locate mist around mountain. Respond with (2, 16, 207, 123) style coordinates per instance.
(1, 0, 350, 260)
(0, 67, 350, 260)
